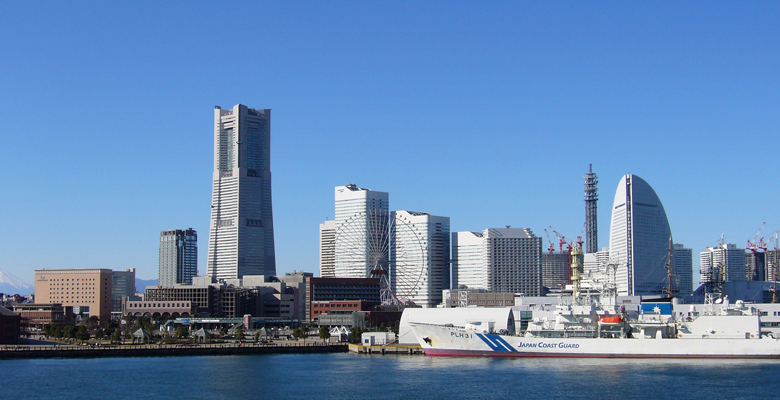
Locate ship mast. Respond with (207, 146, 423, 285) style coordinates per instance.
(662, 237, 678, 299)
(570, 242, 584, 304)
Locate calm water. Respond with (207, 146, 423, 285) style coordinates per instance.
(3, 353, 779, 399)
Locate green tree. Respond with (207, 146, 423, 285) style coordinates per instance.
(111, 329, 121, 344)
(75, 326, 90, 341)
(174, 325, 188, 339)
(51, 324, 64, 339)
(254, 331, 261, 343)
(84, 316, 100, 334)
(63, 325, 76, 340)
(235, 326, 245, 342)
(319, 325, 331, 341)
(350, 327, 364, 344)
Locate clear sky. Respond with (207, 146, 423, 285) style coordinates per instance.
(1, 2, 778, 283)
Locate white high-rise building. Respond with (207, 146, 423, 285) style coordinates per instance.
(207, 104, 275, 281)
(672, 244, 693, 296)
(451, 231, 485, 290)
(451, 228, 542, 295)
(319, 220, 336, 278)
(583, 247, 610, 277)
(701, 243, 746, 284)
(392, 211, 450, 308)
(608, 174, 672, 296)
(333, 184, 389, 278)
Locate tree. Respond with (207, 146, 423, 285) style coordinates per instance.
(63, 325, 76, 340)
(75, 326, 90, 341)
(111, 329, 121, 344)
(319, 326, 331, 341)
(254, 331, 261, 343)
(84, 316, 100, 334)
(350, 327, 364, 344)
(235, 326, 245, 342)
(174, 325, 188, 339)
(292, 327, 308, 341)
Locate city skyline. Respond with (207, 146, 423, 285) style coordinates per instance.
(2, 3, 779, 284)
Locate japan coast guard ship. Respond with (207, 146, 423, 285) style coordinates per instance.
(410, 245, 780, 359)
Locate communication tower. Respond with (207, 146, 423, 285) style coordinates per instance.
(584, 164, 599, 254)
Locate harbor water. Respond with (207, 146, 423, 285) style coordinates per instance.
(3, 353, 779, 399)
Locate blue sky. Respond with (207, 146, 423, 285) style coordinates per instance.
(1, 2, 778, 283)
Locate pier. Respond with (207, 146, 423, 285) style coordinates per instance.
(348, 343, 423, 355)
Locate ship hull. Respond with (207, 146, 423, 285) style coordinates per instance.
(410, 323, 780, 359)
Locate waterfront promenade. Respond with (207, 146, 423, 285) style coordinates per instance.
(0, 341, 348, 359)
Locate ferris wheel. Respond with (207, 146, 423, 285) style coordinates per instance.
(334, 209, 427, 305)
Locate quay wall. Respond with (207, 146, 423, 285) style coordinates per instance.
(0, 343, 348, 359)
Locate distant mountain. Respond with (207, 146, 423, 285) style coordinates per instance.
(0, 269, 33, 296)
(135, 278, 159, 291)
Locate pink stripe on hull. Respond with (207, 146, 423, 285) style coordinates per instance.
(422, 348, 780, 359)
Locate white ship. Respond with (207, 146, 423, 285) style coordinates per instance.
(410, 245, 780, 359)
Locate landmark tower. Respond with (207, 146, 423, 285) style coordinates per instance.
(207, 104, 276, 280)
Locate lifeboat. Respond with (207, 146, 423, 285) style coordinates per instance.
(598, 315, 623, 326)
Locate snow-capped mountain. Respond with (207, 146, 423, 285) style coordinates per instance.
(0, 269, 33, 295)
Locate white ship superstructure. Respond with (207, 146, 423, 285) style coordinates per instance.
(410, 245, 780, 359)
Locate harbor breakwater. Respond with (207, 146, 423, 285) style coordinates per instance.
(0, 342, 348, 359)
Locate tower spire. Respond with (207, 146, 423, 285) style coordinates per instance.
(584, 164, 599, 253)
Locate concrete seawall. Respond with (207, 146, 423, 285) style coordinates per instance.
(0, 343, 348, 359)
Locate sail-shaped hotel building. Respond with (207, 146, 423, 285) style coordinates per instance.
(608, 174, 672, 296)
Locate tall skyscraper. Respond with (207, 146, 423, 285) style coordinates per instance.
(672, 244, 693, 297)
(584, 164, 599, 254)
(333, 184, 389, 278)
(452, 228, 542, 295)
(208, 104, 276, 280)
(159, 229, 198, 286)
(319, 220, 336, 278)
(608, 174, 672, 296)
(392, 211, 450, 308)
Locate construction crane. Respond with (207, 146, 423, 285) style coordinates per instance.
(543, 229, 556, 254)
(747, 222, 766, 252)
(549, 226, 569, 253)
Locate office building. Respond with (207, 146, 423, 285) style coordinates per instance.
(319, 220, 336, 278)
(392, 211, 450, 307)
(111, 268, 137, 313)
(608, 174, 673, 296)
(672, 244, 693, 297)
(583, 247, 610, 277)
(542, 252, 570, 291)
(746, 252, 766, 282)
(159, 229, 198, 286)
(0, 306, 21, 344)
(333, 184, 389, 279)
(305, 277, 381, 322)
(701, 243, 747, 284)
(451, 228, 542, 295)
(34, 269, 112, 323)
(208, 104, 276, 280)
(767, 249, 780, 282)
